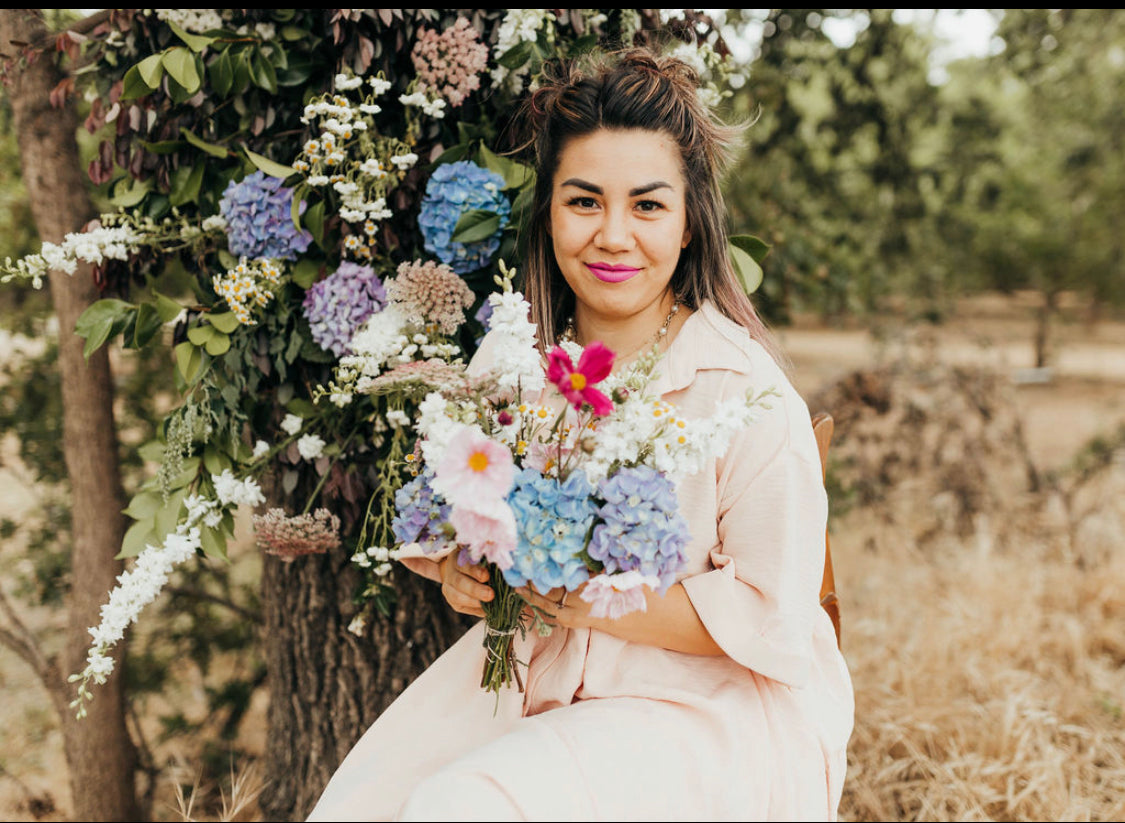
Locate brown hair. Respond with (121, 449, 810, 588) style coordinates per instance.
(515, 46, 785, 366)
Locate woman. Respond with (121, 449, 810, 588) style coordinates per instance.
(308, 47, 854, 822)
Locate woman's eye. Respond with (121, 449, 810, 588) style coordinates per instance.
(636, 200, 665, 213)
(567, 196, 598, 209)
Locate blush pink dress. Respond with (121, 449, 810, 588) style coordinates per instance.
(307, 301, 854, 821)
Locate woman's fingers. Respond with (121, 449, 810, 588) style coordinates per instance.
(439, 555, 494, 615)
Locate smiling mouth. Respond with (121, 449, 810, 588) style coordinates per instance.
(586, 263, 641, 283)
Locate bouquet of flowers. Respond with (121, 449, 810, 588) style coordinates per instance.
(371, 269, 777, 695)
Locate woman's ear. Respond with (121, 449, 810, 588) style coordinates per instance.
(681, 226, 691, 249)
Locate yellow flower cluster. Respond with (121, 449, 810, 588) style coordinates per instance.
(211, 258, 283, 325)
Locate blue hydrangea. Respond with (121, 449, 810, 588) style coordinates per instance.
(418, 160, 510, 274)
(302, 262, 386, 357)
(503, 468, 597, 593)
(220, 171, 313, 260)
(391, 472, 451, 554)
(587, 466, 690, 594)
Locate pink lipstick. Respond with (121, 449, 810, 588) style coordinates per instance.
(586, 263, 641, 283)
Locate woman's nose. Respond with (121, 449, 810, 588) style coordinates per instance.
(595, 208, 634, 252)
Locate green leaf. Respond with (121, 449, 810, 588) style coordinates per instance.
(249, 48, 278, 94)
(730, 234, 771, 265)
(729, 241, 763, 295)
(479, 144, 533, 190)
(497, 40, 533, 71)
(166, 20, 217, 53)
(286, 398, 317, 418)
(136, 52, 165, 88)
(204, 331, 231, 356)
(280, 25, 307, 41)
(207, 312, 241, 334)
(168, 457, 201, 490)
(138, 139, 184, 154)
(118, 518, 155, 559)
(217, 250, 239, 270)
(162, 47, 202, 94)
(169, 161, 205, 207)
(110, 176, 152, 208)
(174, 339, 204, 383)
(152, 291, 184, 323)
(181, 128, 228, 159)
(303, 200, 325, 247)
(154, 488, 188, 538)
(187, 325, 216, 346)
(122, 490, 164, 521)
(452, 209, 501, 244)
(232, 49, 252, 95)
(75, 299, 133, 359)
(432, 143, 469, 165)
(243, 147, 297, 180)
(290, 258, 321, 289)
(199, 524, 229, 559)
(210, 48, 234, 96)
(121, 65, 154, 100)
(202, 446, 231, 476)
(131, 302, 164, 348)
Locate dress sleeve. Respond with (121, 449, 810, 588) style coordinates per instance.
(680, 380, 827, 688)
(396, 330, 500, 584)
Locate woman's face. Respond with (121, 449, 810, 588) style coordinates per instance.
(549, 128, 691, 330)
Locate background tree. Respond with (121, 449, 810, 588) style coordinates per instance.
(0, 8, 138, 821)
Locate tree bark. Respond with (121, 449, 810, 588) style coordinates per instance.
(0, 9, 139, 821)
(261, 551, 471, 820)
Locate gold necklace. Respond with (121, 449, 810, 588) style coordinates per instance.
(560, 301, 681, 362)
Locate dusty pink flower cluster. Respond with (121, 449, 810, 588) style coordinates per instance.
(366, 358, 472, 396)
(410, 17, 489, 108)
(387, 259, 475, 335)
(253, 507, 341, 562)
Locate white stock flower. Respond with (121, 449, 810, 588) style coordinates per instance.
(486, 290, 544, 393)
(252, 440, 270, 459)
(281, 413, 303, 435)
(212, 470, 266, 507)
(297, 433, 326, 461)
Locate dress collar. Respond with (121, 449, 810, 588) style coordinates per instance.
(650, 300, 759, 397)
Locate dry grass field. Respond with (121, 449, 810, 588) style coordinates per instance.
(2, 291, 1124, 821)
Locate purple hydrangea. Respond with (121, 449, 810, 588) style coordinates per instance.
(220, 171, 313, 260)
(587, 466, 690, 594)
(418, 160, 510, 274)
(391, 472, 451, 554)
(502, 468, 596, 593)
(302, 262, 386, 357)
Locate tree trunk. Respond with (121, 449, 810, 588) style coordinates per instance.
(0, 9, 139, 821)
(261, 550, 470, 820)
(1034, 288, 1058, 369)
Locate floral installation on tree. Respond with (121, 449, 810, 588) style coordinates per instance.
(370, 269, 779, 698)
(0, 9, 757, 719)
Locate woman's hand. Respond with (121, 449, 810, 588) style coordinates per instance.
(438, 553, 493, 618)
(516, 583, 592, 631)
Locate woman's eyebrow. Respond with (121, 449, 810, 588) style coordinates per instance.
(559, 178, 673, 196)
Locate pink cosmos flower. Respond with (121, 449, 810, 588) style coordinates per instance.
(579, 571, 660, 619)
(434, 427, 514, 508)
(449, 497, 517, 569)
(546, 341, 615, 416)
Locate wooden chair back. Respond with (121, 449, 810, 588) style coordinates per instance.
(811, 412, 841, 649)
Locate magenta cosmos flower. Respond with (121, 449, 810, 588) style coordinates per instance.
(546, 342, 615, 416)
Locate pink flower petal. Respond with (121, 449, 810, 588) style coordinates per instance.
(576, 340, 615, 384)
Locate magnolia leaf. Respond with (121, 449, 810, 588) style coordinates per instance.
(452, 209, 501, 244)
(202, 445, 231, 476)
(478, 143, 533, 190)
(243, 146, 297, 180)
(162, 47, 201, 94)
(110, 176, 152, 207)
(154, 487, 188, 539)
(210, 48, 234, 96)
(730, 234, 771, 265)
(75, 299, 133, 359)
(169, 161, 205, 206)
(729, 241, 763, 295)
(131, 302, 164, 349)
(181, 128, 229, 159)
(187, 325, 216, 346)
(136, 52, 165, 88)
(290, 258, 321, 289)
(166, 20, 217, 53)
(152, 291, 184, 323)
(174, 339, 204, 383)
